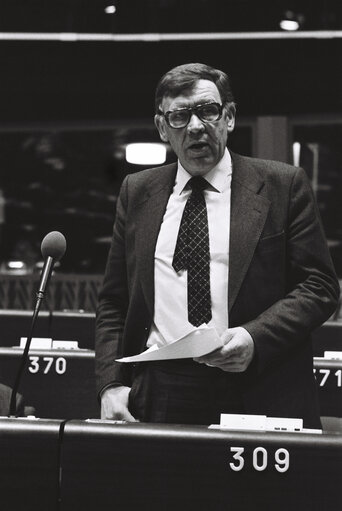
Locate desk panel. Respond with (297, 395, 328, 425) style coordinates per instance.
(314, 358, 342, 417)
(51, 311, 95, 349)
(60, 421, 342, 511)
(0, 417, 62, 511)
(312, 321, 342, 356)
(0, 310, 51, 347)
(0, 310, 95, 349)
(0, 348, 340, 421)
(0, 348, 99, 419)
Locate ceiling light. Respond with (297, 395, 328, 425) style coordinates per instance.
(125, 143, 167, 165)
(104, 5, 116, 14)
(279, 11, 304, 31)
(280, 19, 299, 31)
(7, 261, 26, 269)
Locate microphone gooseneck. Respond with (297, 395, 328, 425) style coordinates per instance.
(9, 231, 67, 417)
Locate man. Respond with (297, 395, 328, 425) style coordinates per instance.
(0, 383, 25, 416)
(95, 63, 339, 428)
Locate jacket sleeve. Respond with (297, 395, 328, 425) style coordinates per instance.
(243, 166, 340, 373)
(95, 175, 132, 395)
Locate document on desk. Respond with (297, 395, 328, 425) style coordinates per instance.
(116, 327, 223, 363)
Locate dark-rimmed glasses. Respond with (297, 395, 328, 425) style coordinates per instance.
(159, 102, 223, 129)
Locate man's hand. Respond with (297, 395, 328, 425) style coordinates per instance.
(194, 327, 255, 372)
(100, 385, 138, 421)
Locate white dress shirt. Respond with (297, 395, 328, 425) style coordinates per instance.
(147, 148, 232, 348)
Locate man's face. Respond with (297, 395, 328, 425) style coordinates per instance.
(155, 79, 235, 176)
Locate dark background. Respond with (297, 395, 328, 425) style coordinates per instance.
(0, 0, 340, 121)
(0, 0, 341, 274)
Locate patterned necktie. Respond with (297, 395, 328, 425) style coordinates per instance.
(172, 176, 212, 327)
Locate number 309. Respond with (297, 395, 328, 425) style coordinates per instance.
(229, 446, 289, 472)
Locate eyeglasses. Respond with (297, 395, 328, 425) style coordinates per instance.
(159, 102, 223, 129)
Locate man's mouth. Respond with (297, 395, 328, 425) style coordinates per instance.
(188, 142, 209, 151)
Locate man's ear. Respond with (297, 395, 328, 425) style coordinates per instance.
(225, 103, 236, 133)
(154, 114, 169, 143)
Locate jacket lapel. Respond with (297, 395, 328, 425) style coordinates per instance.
(135, 163, 177, 317)
(229, 153, 270, 313)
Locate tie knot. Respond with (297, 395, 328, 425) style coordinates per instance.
(188, 176, 208, 191)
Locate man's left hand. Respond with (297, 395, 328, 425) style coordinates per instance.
(194, 327, 255, 372)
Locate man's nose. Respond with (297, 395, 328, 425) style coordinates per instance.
(187, 113, 205, 133)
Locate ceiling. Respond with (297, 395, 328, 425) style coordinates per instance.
(0, 0, 341, 34)
(0, 0, 340, 123)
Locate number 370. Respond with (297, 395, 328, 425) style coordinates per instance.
(28, 356, 67, 375)
(229, 446, 290, 472)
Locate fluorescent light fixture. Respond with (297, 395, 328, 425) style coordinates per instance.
(125, 143, 167, 165)
(104, 5, 116, 14)
(280, 19, 300, 31)
(0, 32, 341, 42)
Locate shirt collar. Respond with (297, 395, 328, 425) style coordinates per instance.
(175, 148, 232, 195)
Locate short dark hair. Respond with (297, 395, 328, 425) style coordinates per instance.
(155, 63, 235, 113)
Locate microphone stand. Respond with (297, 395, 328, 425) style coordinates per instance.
(9, 257, 54, 417)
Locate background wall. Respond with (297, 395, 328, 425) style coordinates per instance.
(0, 0, 341, 280)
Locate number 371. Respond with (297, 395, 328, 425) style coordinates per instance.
(229, 446, 290, 472)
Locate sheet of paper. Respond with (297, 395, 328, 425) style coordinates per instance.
(116, 327, 223, 363)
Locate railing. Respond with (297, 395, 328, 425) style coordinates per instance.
(0, 273, 103, 312)
(1, 273, 341, 319)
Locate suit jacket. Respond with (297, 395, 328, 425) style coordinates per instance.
(95, 152, 340, 427)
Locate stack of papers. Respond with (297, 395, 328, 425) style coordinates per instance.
(116, 327, 223, 363)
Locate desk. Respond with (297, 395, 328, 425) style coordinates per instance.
(0, 348, 99, 419)
(60, 421, 342, 511)
(0, 417, 62, 511)
(312, 321, 342, 356)
(0, 419, 341, 510)
(314, 358, 342, 417)
(51, 311, 95, 349)
(0, 347, 340, 420)
(0, 310, 51, 347)
(0, 309, 95, 349)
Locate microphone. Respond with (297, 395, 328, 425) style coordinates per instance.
(9, 231, 67, 417)
(38, 231, 67, 299)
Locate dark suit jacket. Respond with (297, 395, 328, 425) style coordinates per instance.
(95, 152, 340, 427)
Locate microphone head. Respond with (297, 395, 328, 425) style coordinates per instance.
(41, 231, 67, 261)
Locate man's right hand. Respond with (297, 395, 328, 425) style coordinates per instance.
(100, 385, 138, 421)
